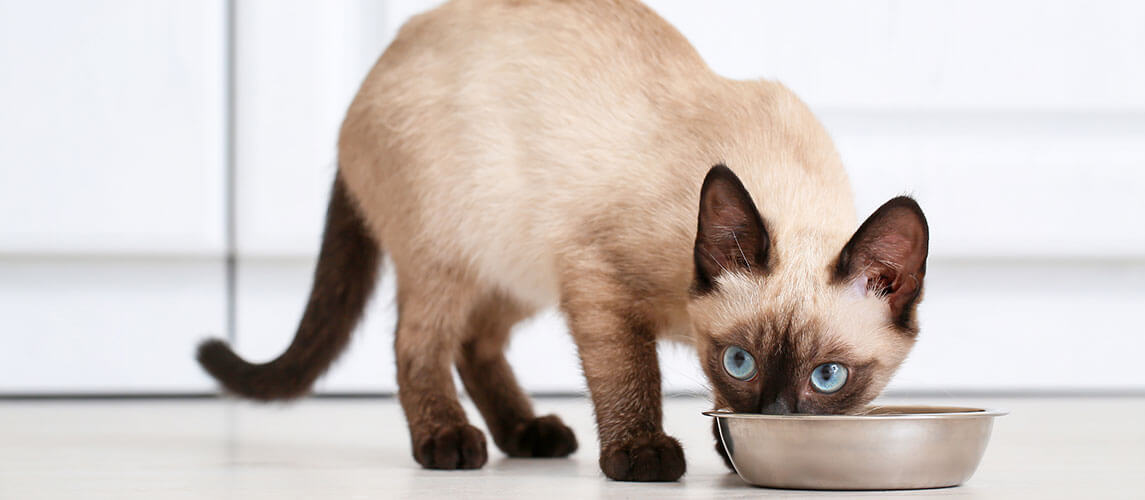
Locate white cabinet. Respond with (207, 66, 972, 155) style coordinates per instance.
(0, 0, 227, 255)
(0, 258, 224, 393)
(649, 0, 1145, 258)
(892, 261, 1145, 392)
(0, 1, 227, 392)
(651, 0, 1145, 110)
(827, 111, 1145, 258)
(233, 0, 393, 257)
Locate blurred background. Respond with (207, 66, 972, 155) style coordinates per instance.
(1, 0, 1142, 397)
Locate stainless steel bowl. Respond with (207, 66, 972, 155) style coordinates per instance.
(706, 405, 1007, 490)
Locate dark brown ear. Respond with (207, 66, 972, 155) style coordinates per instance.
(693, 165, 770, 294)
(835, 196, 929, 331)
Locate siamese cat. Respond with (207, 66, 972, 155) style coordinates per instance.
(197, 0, 929, 482)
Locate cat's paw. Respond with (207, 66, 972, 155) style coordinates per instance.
(712, 419, 735, 471)
(413, 424, 488, 470)
(504, 414, 578, 458)
(599, 432, 686, 481)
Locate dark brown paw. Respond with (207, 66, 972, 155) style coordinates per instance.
(599, 433, 685, 482)
(713, 419, 735, 471)
(505, 414, 578, 458)
(413, 424, 487, 470)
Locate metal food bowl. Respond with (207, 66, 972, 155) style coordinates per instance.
(705, 405, 1007, 490)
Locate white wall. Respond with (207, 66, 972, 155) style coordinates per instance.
(2, 1, 1143, 395)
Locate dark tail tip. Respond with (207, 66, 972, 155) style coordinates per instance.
(195, 173, 379, 402)
(196, 338, 309, 402)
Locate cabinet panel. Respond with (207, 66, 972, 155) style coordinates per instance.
(0, 258, 224, 393)
(233, 0, 391, 256)
(0, 0, 226, 254)
(890, 261, 1145, 392)
(826, 112, 1145, 257)
(652, 0, 1145, 111)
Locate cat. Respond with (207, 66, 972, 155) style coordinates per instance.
(197, 0, 929, 482)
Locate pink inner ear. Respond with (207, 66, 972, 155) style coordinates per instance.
(849, 274, 868, 298)
(851, 231, 924, 303)
(839, 196, 928, 329)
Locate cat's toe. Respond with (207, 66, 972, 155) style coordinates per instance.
(599, 432, 686, 482)
(413, 424, 487, 470)
(505, 414, 578, 458)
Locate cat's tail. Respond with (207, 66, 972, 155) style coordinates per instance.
(196, 171, 380, 401)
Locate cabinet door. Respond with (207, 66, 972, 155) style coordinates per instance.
(233, 0, 392, 256)
(0, 258, 225, 393)
(0, 0, 227, 392)
(0, 0, 226, 255)
(649, 0, 1145, 258)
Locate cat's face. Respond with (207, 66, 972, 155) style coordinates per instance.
(687, 166, 928, 415)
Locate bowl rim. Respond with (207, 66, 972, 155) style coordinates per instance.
(704, 405, 1009, 420)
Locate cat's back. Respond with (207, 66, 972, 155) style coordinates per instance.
(392, 0, 701, 63)
(338, 0, 714, 306)
(343, 0, 708, 149)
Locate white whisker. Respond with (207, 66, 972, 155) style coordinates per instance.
(702, 247, 729, 274)
(731, 230, 751, 272)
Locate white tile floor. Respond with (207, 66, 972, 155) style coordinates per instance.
(1, 396, 1143, 499)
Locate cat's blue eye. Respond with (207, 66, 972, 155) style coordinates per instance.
(722, 346, 756, 380)
(810, 363, 848, 393)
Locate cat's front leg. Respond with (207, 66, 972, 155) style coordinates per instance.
(562, 282, 686, 482)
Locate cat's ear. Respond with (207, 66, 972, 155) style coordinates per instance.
(693, 165, 770, 294)
(835, 196, 929, 331)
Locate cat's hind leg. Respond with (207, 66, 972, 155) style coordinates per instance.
(394, 269, 489, 470)
(455, 293, 578, 458)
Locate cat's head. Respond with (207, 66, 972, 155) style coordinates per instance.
(688, 165, 928, 415)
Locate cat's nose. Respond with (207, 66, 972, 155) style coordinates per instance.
(759, 399, 793, 415)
